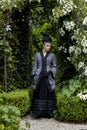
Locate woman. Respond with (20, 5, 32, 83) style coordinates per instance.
(31, 32, 57, 119)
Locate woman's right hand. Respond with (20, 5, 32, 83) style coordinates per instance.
(44, 70, 52, 77)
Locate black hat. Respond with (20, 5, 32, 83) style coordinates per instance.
(41, 32, 52, 43)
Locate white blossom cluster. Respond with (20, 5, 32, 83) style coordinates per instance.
(62, 0, 77, 15)
(66, 57, 71, 61)
(71, 28, 80, 40)
(59, 27, 65, 36)
(81, 36, 87, 54)
(52, 9, 58, 18)
(58, 46, 67, 53)
(83, 17, 87, 25)
(52, 8, 64, 18)
(71, 30, 87, 55)
(75, 47, 81, 56)
(78, 61, 85, 70)
(83, 47, 87, 53)
(69, 46, 81, 56)
(77, 91, 87, 101)
(82, 38, 87, 46)
(0, 0, 21, 9)
(5, 25, 11, 32)
(0, 0, 41, 10)
(59, 0, 66, 5)
(84, 66, 87, 75)
(84, 0, 87, 3)
(58, 46, 65, 50)
(78, 63, 87, 76)
(69, 46, 75, 54)
(59, 20, 76, 36)
(52, 0, 76, 18)
(63, 21, 75, 31)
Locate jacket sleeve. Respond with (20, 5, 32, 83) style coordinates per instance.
(31, 53, 38, 77)
(50, 54, 57, 79)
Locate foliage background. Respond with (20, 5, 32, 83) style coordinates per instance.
(0, 0, 87, 93)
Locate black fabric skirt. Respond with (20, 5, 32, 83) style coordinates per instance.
(31, 74, 57, 118)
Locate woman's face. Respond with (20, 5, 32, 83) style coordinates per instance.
(43, 42, 51, 52)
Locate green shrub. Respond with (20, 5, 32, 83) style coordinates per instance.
(0, 87, 33, 116)
(53, 93, 87, 123)
(55, 79, 81, 97)
(61, 79, 81, 97)
(0, 105, 21, 130)
(0, 85, 4, 93)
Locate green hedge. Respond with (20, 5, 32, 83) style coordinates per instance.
(53, 93, 87, 123)
(0, 105, 21, 130)
(0, 87, 33, 117)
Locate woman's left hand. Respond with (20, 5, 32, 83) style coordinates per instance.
(44, 70, 54, 78)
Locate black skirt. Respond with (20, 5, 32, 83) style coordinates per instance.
(31, 72, 56, 118)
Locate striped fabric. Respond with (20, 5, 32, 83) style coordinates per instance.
(32, 98, 56, 113)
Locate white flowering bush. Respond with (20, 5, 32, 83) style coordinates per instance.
(52, 0, 76, 18)
(63, 20, 75, 31)
(52, 0, 87, 92)
(83, 17, 87, 25)
(77, 91, 87, 100)
(0, 0, 24, 10)
(0, 0, 41, 10)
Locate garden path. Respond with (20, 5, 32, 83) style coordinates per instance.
(19, 111, 87, 130)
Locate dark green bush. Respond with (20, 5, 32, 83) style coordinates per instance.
(0, 87, 33, 116)
(53, 93, 87, 123)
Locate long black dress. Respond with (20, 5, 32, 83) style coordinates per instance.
(31, 51, 56, 118)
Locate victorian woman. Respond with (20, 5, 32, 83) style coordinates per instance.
(31, 32, 57, 118)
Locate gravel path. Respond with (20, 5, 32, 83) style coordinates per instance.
(19, 111, 87, 130)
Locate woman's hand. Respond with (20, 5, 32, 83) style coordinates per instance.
(44, 70, 54, 78)
(48, 70, 55, 79)
(31, 73, 36, 80)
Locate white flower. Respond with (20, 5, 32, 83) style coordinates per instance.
(37, 0, 41, 2)
(81, 38, 87, 47)
(83, 47, 87, 53)
(71, 35, 75, 40)
(84, 66, 87, 76)
(22, 19, 25, 21)
(78, 61, 85, 70)
(58, 46, 67, 53)
(63, 48, 67, 53)
(52, 9, 55, 16)
(14, 4, 17, 8)
(74, 28, 80, 35)
(62, 1, 77, 15)
(63, 21, 75, 31)
(62, 9, 67, 15)
(59, 27, 65, 36)
(85, 0, 87, 3)
(52, 8, 63, 18)
(77, 91, 87, 101)
(52, 0, 76, 18)
(58, 46, 65, 51)
(5, 25, 11, 32)
(63, 2, 73, 13)
(83, 17, 87, 25)
(69, 46, 75, 54)
(8, 0, 11, 3)
(74, 47, 81, 56)
(1, 6, 4, 9)
(59, 0, 66, 5)
(67, 57, 71, 61)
